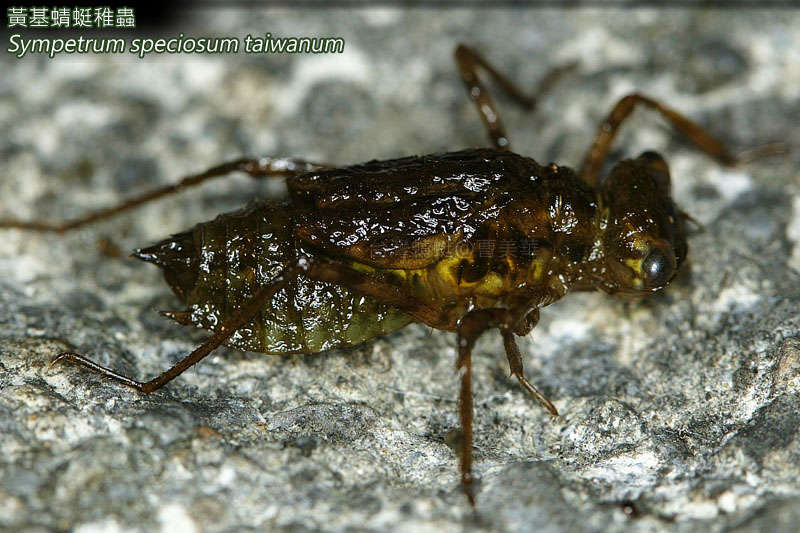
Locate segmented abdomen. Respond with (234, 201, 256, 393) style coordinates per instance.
(135, 202, 412, 354)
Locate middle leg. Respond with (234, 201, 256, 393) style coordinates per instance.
(454, 306, 559, 503)
(303, 259, 556, 504)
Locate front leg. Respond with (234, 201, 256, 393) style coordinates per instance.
(502, 329, 558, 416)
(578, 93, 737, 186)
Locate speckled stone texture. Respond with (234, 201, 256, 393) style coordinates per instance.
(2, 8, 800, 533)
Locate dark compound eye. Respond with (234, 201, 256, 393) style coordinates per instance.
(641, 247, 675, 289)
(638, 151, 671, 193)
(638, 151, 665, 163)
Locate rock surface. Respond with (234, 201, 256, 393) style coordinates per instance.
(2, 8, 800, 533)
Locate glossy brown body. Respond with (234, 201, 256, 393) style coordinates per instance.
(139, 148, 685, 355)
(140, 150, 589, 348)
(134, 145, 691, 508)
(0, 44, 737, 506)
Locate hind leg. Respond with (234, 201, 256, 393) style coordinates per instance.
(0, 157, 327, 233)
(304, 258, 453, 329)
(52, 255, 450, 393)
(51, 262, 305, 392)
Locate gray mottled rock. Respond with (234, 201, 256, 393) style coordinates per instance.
(2, 8, 799, 533)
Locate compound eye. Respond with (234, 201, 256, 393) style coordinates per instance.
(641, 247, 675, 289)
(638, 151, 671, 193)
(638, 151, 665, 163)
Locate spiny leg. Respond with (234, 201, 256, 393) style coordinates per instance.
(578, 93, 737, 186)
(0, 157, 327, 233)
(454, 43, 577, 151)
(51, 262, 304, 393)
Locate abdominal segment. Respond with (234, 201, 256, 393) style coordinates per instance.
(134, 201, 412, 354)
